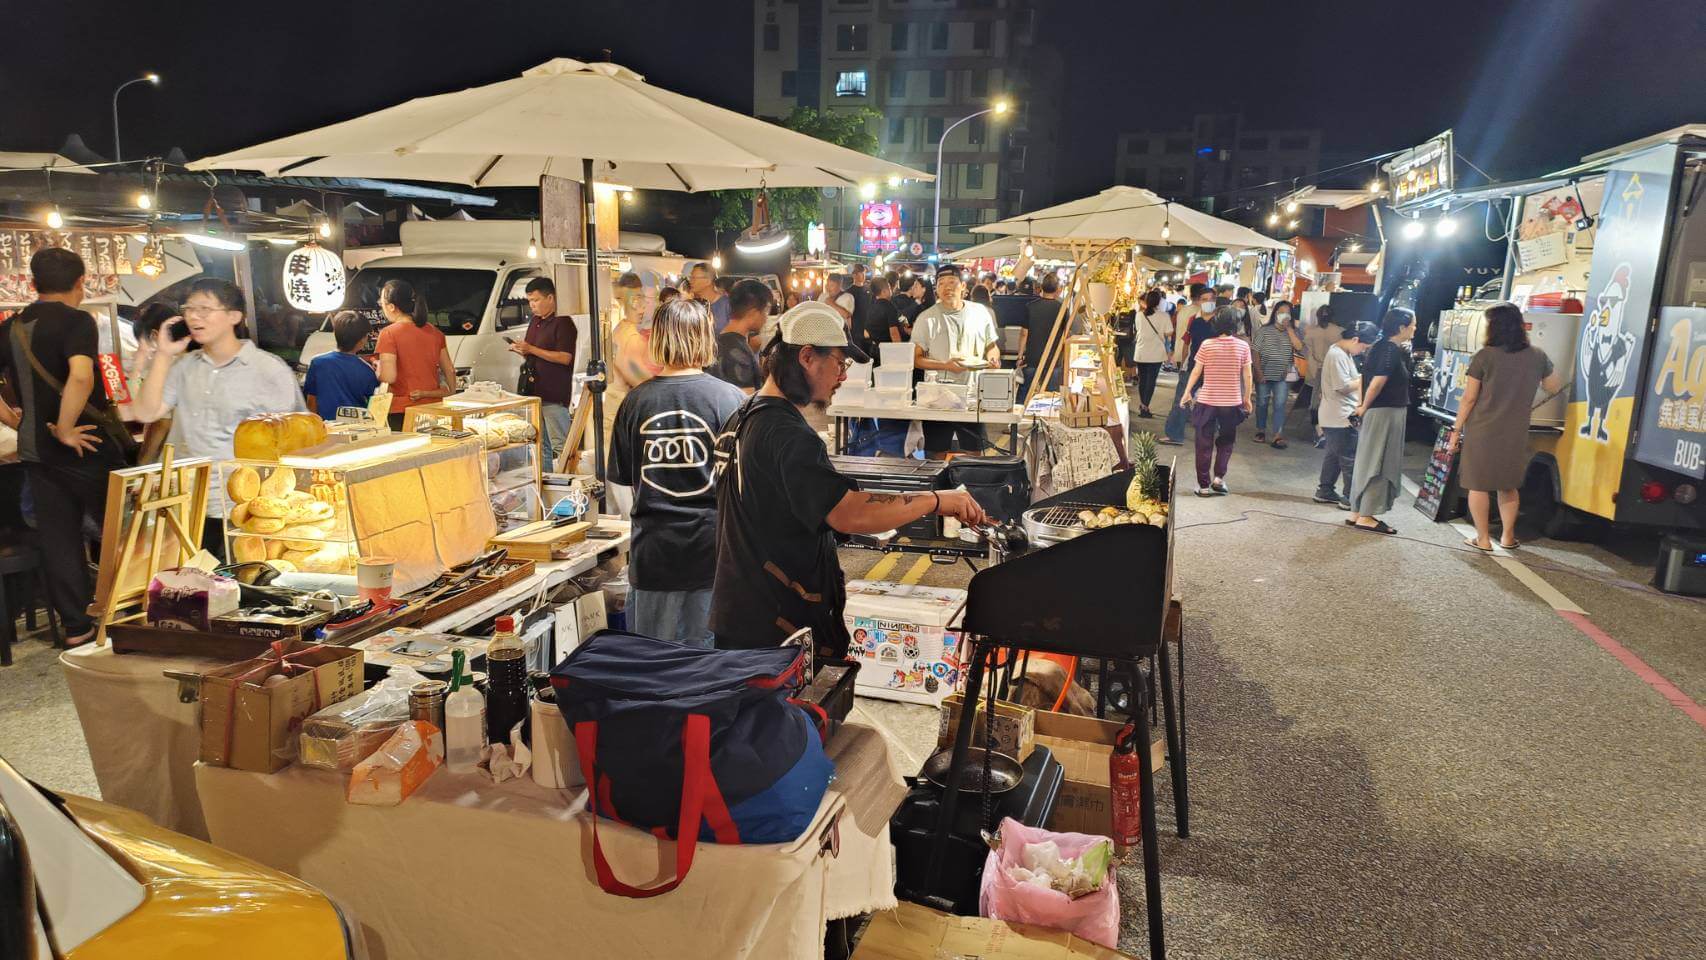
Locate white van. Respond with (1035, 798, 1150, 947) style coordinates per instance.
(300, 221, 688, 390)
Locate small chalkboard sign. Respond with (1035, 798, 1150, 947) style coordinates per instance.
(1414, 424, 1463, 521)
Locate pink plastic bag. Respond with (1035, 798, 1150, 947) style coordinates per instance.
(978, 817, 1120, 949)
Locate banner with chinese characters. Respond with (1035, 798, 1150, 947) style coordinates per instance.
(1634, 306, 1706, 479)
(1554, 144, 1677, 518)
(857, 201, 904, 255)
(0, 229, 132, 304)
(1386, 130, 1455, 211)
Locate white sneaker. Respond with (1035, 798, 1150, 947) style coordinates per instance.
(1211, 478, 1230, 495)
(1195, 487, 1216, 497)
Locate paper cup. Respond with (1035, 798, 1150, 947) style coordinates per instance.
(357, 556, 395, 603)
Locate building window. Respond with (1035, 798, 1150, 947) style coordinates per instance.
(888, 70, 907, 98)
(965, 162, 984, 190)
(930, 22, 949, 50)
(780, 71, 797, 97)
(1238, 135, 1268, 151)
(969, 69, 988, 99)
(1278, 134, 1312, 151)
(973, 20, 991, 49)
(1164, 136, 1191, 154)
(926, 116, 945, 145)
(835, 71, 868, 97)
(1008, 144, 1027, 174)
(968, 116, 987, 146)
(836, 23, 869, 52)
(891, 22, 908, 50)
(889, 115, 907, 143)
(1125, 137, 1149, 155)
(763, 24, 780, 51)
(925, 159, 937, 176)
(929, 69, 946, 98)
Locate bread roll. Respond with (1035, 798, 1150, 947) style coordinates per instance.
(232, 537, 266, 563)
(259, 467, 297, 499)
(241, 516, 286, 535)
(226, 466, 261, 503)
(264, 559, 298, 574)
(303, 501, 336, 522)
(248, 496, 289, 519)
(267, 541, 289, 560)
(229, 502, 251, 526)
(282, 548, 317, 566)
(278, 524, 326, 541)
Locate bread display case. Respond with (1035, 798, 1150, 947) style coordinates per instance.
(400, 394, 544, 530)
(221, 432, 498, 593)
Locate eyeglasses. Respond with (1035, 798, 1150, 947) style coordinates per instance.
(181, 305, 228, 317)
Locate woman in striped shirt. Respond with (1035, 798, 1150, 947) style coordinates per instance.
(1181, 308, 1255, 496)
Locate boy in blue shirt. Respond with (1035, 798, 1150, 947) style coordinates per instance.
(304, 311, 379, 420)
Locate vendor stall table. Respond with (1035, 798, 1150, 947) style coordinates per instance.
(60, 529, 629, 841)
(826, 402, 1023, 456)
(195, 722, 904, 960)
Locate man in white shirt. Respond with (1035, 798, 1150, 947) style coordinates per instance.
(818, 274, 856, 329)
(911, 265, 1000, 457)
(1313, 321, 1376, 508)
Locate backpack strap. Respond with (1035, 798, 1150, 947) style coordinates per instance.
(8, 317, 137, 457)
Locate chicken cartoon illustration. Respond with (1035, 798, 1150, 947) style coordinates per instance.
(1578, 263, 1638, 443)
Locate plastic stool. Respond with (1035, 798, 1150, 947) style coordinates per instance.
(0, 543, 61, 666)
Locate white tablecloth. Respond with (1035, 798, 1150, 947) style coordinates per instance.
(196, 722, 905, 960)
(61, 536, 628, 841)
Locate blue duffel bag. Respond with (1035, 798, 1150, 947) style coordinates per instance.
(550, 630, 835, 897)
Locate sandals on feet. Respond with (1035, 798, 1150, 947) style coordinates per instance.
(1354, 520, 1398, 535)
(1463, 537, 1494, 553)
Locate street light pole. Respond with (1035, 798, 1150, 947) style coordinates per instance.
(932, 99, 1009, 262)
(111, 73, 160, 162)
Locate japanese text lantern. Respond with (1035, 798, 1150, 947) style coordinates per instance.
(282, 242, 346, 313)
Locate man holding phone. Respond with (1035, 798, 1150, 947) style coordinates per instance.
(911, 265, 1001, 458)
(510, 278, 577, 464)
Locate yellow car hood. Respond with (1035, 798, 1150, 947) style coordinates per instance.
(60, 793, 347, 960)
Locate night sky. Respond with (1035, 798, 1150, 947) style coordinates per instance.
(7, 0, 1705, 207)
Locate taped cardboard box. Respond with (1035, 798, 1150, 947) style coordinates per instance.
(1034, 710, 1164, 838)
(853, 901, 1135, 959)
(936, 692, 1035, 761)
(199, 640, 364, 773)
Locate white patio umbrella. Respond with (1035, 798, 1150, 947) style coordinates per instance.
(189, 58, 929, 191)
(951, 235, 1181, 274)
(191, 57, 930, 494)
(972, 185, 1287, 251)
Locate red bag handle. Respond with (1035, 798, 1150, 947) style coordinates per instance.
(576, 715, 738, 898)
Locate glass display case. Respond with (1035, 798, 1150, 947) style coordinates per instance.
(219, 460, 359, 574)
(401, 396, 544, 531)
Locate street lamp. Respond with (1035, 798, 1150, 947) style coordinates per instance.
(112, 72, 160, 162)
(933, 97, 1011, 261)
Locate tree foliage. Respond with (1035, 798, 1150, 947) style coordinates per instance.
(712, 107, 882, 245)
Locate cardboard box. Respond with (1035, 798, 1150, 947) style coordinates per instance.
(853, 901, 1136, 960)
(1033, 710, 1165, 838)
(199, 640, 364, 773)
(936, 692, 1036, 762)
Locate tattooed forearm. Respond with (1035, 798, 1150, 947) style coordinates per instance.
(864, 492, 926, 505)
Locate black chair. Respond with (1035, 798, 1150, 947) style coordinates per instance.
(0, 543, 62, 666)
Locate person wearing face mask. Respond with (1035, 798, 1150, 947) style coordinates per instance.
(710, 303, 988, 657)
(1161, 284, 1217, 445)
(1347, 308, 1418, 535)
(1251, 299, 1304, 447)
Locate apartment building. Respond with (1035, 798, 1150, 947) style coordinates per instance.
(753, 0, 1060, 255)
(1115, 113, 1321, 215)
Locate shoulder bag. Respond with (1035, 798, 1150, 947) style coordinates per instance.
(8, 318, 139, 462)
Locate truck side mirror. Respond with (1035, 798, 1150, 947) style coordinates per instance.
(496, 301, 528, 331)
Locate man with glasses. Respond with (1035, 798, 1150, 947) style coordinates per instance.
(689, 261, 731, 334)
(132, 278, 304, 551)
(710, 302, 988, 658)
(912, 265, 1001, 458)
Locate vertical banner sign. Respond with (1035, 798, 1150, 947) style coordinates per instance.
(1555, 145, 1677, 518)
(1635, 306, 1706, 479)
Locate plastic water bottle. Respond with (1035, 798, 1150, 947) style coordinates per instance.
(444, 650, 486, 774)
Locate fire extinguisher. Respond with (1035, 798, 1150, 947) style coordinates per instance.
(1109, 722, 1144, 856)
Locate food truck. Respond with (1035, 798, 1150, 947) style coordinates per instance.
(1417, 125, 1706, 538)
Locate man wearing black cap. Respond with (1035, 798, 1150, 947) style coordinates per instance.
(1313, 322, 1377, 508)
(711, 302, 989, 658)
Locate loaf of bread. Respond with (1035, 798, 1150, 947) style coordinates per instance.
(259, 467, 296, 499)
(226, 466, 261, 503)
(248, 496, 290, 519)
(232, 537, 266, 563)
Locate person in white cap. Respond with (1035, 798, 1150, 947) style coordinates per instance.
(710, 302, 990, 658)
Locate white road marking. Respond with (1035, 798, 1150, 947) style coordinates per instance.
(1400, 476, 1586, 614)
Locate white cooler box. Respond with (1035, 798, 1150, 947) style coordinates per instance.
(844, 580, 968, 705)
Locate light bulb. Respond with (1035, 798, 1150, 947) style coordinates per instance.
(1285, 200, 1299, 214)
(859, 182, 877, 199)
(1287, 219, 1298, 229)
(1161, 224, 1171, 241)
(1402, 219, 1425, 239)
(1367, 178, 1382, 194)
(621, 190, 635, 203)
(527, 242, 538, 258)
(45, 206, 64, 229)
(318, 220, 332, 238)
(1171, 255, 1182, 265)
(712, 254, 723, 270)
(887, 175, 901, 187)
(1023, 242, 1034, 258)
(136, 192, 153, 210)
(1434, 218, 1459, 237)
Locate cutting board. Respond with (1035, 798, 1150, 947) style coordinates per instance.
(487, 520, 590, 560)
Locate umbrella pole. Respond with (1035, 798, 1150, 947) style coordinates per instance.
(583, 158, 607, 510)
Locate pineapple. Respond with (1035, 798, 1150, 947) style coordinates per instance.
(1127, 432, 1162, 509)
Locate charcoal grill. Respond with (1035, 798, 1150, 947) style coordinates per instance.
(921, 461, 1186, 960)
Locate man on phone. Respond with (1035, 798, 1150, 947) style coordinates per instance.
(509, 278, 577, 463)
(0, 248, 130, 645)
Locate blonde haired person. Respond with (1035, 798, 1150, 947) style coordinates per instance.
(601, 272, 663, 451)
(607, 298, 746, 645)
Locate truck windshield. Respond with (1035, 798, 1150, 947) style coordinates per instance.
(345, 268, 497, 336)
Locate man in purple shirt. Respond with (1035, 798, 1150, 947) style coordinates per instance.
(510, 278, 578, 463)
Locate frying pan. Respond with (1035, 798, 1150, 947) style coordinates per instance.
(921, 747, 1024, 796)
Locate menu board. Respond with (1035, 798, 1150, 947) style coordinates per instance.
(1633, 306, 1706, 479)
(0, 229, 132, 303)
(1413, 424, 1462, 521)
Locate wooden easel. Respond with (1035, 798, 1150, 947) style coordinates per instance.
(1023, 239, 1130, 428)
(90, 445, 214, 644)
(553, 383, 596, 474)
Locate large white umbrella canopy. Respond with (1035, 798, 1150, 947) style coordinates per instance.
(972, 185, 1286, 251)
(189, 58, 930, 191)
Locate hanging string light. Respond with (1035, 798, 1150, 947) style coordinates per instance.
(43, 167, 64, 228)
(1160, 205, 1171, 242)
(527, 220, 539, 259)
(137, 223, 166, 278)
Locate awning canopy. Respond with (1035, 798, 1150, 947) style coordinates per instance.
(191, 58, 931, 192)
(972, 185, 1288, 251)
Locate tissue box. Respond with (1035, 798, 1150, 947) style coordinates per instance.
(199, 640, 364, 773)
(346, 721, 442, 805)
(937, 691, 1035, 760)
(147, 567, 240, 631)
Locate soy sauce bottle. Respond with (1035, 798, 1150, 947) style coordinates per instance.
(485, 615, 529, 748)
